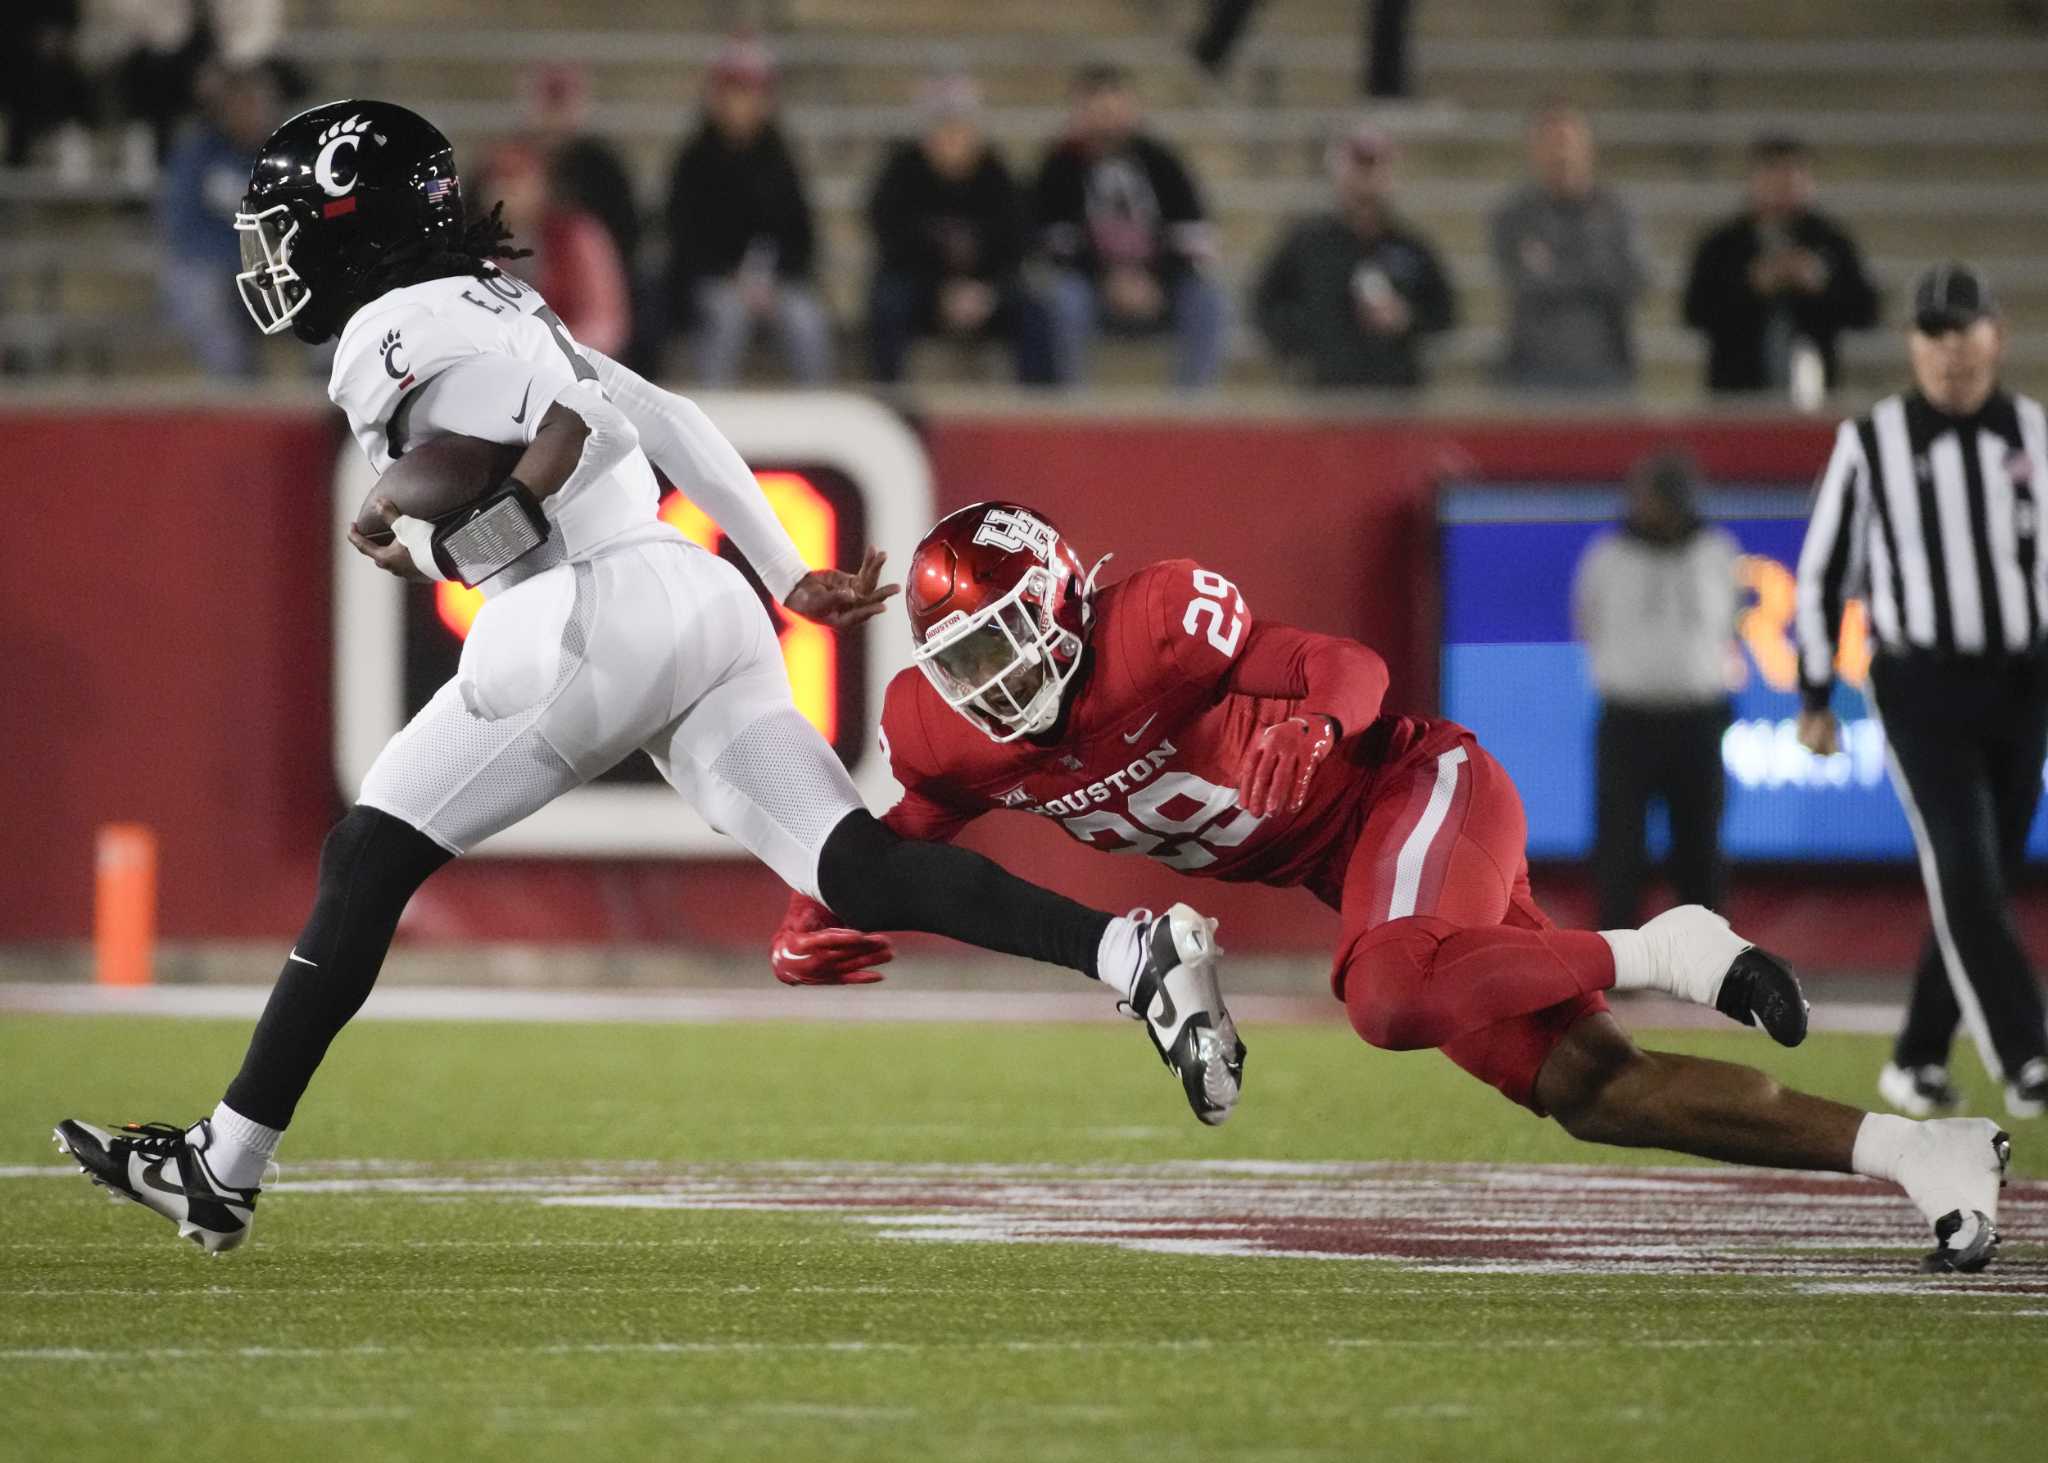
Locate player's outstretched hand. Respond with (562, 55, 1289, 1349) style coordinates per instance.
(783, 546, 900, 630)
(1237, 715, 1337, 818)
(771, 893, 894, 986)
(347, 495, 434, 582)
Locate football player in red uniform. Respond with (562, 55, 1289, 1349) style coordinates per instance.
(772, 501, 2018, 1273)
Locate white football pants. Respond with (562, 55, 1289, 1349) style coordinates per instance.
(356, 530, 860, 898)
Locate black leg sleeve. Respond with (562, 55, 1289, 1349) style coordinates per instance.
(815, 810, 1114, 979)
(222, 806, 453, 1129)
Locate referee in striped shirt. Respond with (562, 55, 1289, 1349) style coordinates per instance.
(1795, 261, 2048, 1120)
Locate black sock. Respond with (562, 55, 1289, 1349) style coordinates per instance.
(815, 810, 1113, 978)
(222, 806, 451, 1129)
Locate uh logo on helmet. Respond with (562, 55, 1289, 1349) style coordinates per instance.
(907, 502, 1099, 743)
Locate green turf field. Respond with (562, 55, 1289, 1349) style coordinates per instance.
(3, 1013, 2043, 1463)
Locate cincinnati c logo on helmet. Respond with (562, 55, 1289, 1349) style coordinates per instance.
(972, 506, 1057, 563)
(313, 115, 378, 198)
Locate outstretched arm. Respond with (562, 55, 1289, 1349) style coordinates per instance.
(580, 346, 811, 600)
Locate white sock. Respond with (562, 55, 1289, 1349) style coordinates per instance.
(203, 1102, 283, 1189)
(1599, 928, 1654, 990)
(1095, 916, 1144, 1001)
(1851, 1112, 1916, 1184)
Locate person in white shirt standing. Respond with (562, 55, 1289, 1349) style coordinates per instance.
(1573, 451, 1741, 931)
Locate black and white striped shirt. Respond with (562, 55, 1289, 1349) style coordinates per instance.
(1795, 388, 2048, 710)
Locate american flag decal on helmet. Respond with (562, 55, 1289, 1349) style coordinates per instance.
(423, 177, 457, 203)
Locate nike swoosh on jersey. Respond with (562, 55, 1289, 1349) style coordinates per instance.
(511, 382, 533, 425)
(1123, 713, 1159, 744)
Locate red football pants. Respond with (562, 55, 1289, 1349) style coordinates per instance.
(1332, 732, 1613, 1110)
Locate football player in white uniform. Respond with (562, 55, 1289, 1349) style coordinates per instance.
(52, 101, 1239, 1253)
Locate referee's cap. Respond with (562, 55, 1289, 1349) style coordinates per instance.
(1913, 261, 1999, 333)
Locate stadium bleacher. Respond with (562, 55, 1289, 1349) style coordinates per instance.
(4, 0, 2045, 396)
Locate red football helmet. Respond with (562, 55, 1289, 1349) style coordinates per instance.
(906, 502, 1100, 741)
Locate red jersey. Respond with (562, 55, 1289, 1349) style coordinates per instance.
(879, 558, 1433, 901)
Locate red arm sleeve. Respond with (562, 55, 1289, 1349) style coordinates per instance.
(1223, 621, 1389, 740)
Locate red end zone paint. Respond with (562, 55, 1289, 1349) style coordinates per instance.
(250, 1159, 2048, 1293)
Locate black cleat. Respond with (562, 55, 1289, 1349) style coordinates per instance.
(1122, 904, 1245, 1126)
(1878, 1062, 1962, 1118)
(52, 1118, 267, 1254)
(1713, 946, 1810, 1047)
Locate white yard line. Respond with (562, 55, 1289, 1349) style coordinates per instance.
(0, 1335, 1964, 1365)
(0, 981, 1907, 1032)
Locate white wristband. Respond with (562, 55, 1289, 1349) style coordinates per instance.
(389, 513, 446, 581)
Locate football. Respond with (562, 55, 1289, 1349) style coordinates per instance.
(354, 434, 526, 543)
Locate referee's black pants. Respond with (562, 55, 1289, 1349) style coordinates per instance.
(1871, 650, 2048, 1079)
(1593, 698, 1732, 931)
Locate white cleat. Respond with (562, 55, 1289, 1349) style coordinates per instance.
(1121, 904, 1246, 1126)
(1894, 1117, 2011, 1273)
(1637, 905, 1809, 1046)
(52, 1118, 268, 1254)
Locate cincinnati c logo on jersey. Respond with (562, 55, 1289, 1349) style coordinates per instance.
(313, 115, 378, 198)
(380, 329, 407, 380)
(972, 506, 1058, 563)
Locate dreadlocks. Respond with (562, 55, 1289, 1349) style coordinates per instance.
(373, 199, 532, 294)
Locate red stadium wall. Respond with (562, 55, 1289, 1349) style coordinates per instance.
(4, 404, 2027, 971)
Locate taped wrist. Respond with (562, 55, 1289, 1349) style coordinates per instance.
(429, 477, 549, 586)
(390, 512, 447, 581)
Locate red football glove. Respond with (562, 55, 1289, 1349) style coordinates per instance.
(770, 893, 894, 986)
(1236, 715, 1337, 818)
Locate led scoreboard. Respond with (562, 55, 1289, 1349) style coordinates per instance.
(333, 393, 933, 855)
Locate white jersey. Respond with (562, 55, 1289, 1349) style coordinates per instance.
(336, 269, 856, 888)
(329, 271, 662, 562)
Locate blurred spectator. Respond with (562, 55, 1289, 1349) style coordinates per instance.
(1252, 122, 1454, 389)
(662, 37, 831, 386)
(865, 76, 1053, 387)
(1192, 0, 1415, 99)
(1490, 100, 1645, 393)
(2, 1, 97, 175)
(91, 0, 287, 184)
(158, 62, 281, 375)
(1682, 135, 1879, 396)
(527, 65, 641, 281)
(1572, 451, 1740, 930)
(483, 141, 631, 358)
(1034, 63, 1225, 391)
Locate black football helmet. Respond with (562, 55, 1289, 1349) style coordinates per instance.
(235, 99, 465, 343)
